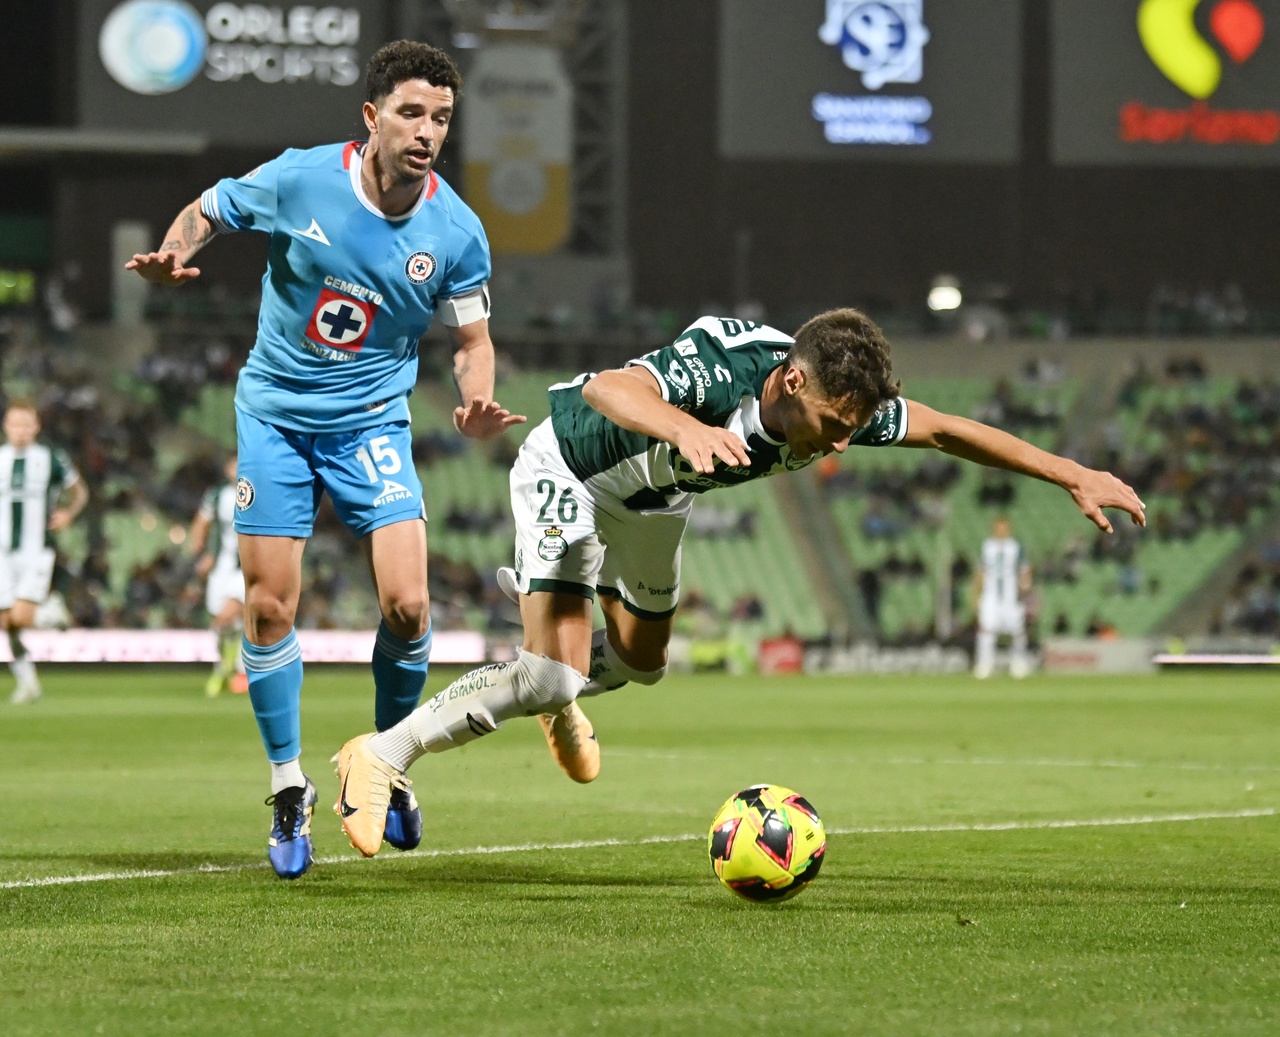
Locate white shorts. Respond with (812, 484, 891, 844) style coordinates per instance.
(206, 566, 245, 615)
(979, 599, 1026, 636)
(508, 422, 691, 620)
(0, 548, 55, 611)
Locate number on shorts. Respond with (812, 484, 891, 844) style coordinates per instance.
(355, 435, 403, 482)
(535, 479, 578, 523)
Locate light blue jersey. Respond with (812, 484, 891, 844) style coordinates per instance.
(202, 142, 491, 433)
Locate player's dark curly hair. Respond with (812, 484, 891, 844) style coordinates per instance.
(366, 40, 462, 105)
(788, 308, 900, 408)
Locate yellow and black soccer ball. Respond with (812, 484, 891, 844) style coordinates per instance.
(707, 784, 826, 902)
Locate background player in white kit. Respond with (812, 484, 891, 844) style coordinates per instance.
(0, 400, 89, 704)
(973, 516, 1033, 679)
(189, 456, 248, 697)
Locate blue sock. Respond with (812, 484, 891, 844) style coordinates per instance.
(373, 621, 431, 732)
(243, 631, 304, 763)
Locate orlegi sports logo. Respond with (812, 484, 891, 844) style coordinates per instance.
(99, 0, 207, 95)
(813, 1, 933, 146)
(98, 0, 362, 95)
(1123, 0, 1279, 145)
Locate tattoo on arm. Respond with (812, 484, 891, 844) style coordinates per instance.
(161, 239, 183, 252)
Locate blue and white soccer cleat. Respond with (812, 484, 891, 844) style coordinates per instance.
(383, 785, 423, 851)
(265, 778, 317, 879)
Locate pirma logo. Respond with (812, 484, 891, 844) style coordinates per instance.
(818, 0, 930, 90)
(1138, 0, 1265, 98)
(99, 0, 208, 95)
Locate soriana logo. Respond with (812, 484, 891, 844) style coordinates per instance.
(1123, 0, 1279, 144)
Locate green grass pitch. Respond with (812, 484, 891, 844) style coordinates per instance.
(1, 667, 1277, 1036)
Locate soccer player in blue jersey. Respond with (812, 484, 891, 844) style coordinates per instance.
(127, 40, 524, 878)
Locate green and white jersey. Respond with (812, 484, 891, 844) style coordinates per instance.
(0, 442, 80, 553)
(548, 316, 908, 511)
(198, 482, 241, 572)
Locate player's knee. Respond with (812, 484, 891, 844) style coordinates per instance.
(243, 586, 296, 638)
(515, 651, 588, 714)
(627, 662, 667, 686)
(380, 590, 429, 637)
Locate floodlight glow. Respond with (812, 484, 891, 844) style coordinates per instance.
(928, 285, 963, 311)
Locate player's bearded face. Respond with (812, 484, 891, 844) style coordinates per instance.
(366, 80, 455, 182)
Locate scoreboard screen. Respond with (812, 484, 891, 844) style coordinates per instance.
(719, 0, 1022, 163)
(1052, 0, 1280, 166)
(79, 0, 385, 146)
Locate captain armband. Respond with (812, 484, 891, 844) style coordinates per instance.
(438, 285, 491, 327)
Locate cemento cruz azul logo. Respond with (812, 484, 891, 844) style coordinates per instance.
(818, 0, 930, 90)
(99, 0, 207, 95)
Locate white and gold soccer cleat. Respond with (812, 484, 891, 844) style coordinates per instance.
(538, 701, 600, 784)
(332, 733, 409, 857)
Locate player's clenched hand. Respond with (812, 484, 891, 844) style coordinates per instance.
(1068, 468, 1146, 534)
(674, 426, 751, 474)
(453, 397, 527, 440)
(125, 251, 201, 286)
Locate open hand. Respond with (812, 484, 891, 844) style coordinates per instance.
(125, 251, 201, 286)
(1069, 469, 1146, 533)
(453, 397, 527, 440)
(674, 426, 751, 474)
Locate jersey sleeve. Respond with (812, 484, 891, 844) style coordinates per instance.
(200, 152, 289, 234)
(849, 396, 909, 447)
(438, 220, 492, 302)
(628, 328, 741, 419)
(50, 447, 80, 490)
(197, 487, 218, 522)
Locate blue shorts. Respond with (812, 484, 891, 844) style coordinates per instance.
(234, 408, 426, 538)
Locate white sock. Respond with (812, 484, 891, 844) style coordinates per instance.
(580, 628, 665, 697)
(9, 657, 38, 689)
(270, 758, 306, 794)
(370, 652, 586, 771)
(1010, 631, 1029, 675)
(974, 630, 996, 675)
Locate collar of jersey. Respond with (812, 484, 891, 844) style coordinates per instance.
(348, 143, 431, 222)
(739, 395, 785, 447)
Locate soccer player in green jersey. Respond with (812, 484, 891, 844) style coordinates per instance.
(333, 308, 1147, 855)
(0, 401, 89, 704)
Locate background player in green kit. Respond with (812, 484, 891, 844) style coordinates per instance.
(189, 456, 249, 697)
(0, 400, 89, 705)
(333, 308, 1149, 856)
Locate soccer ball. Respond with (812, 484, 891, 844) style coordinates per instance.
(707, 784, 827, 902)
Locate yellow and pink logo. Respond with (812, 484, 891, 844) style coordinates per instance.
(1138, 0, 1265, 97)
(1122, 0, 1278, 144)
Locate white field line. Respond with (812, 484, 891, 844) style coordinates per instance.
(0, 807, 1274, 891)
(887, 757, 1280, 772)
(608, 750, 1280, 772)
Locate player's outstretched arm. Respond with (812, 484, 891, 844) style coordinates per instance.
(125, 198, 216, 286)
(582, 367, 751, 474)
(900, 399, 1146, 533)
(448, 319, 527, 439)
